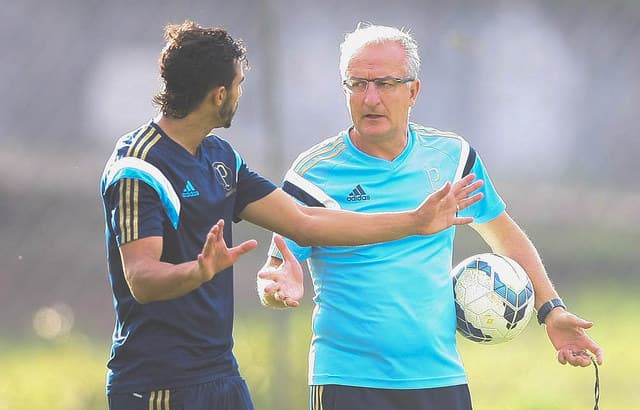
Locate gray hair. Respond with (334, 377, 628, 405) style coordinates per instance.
(339, 23, 421, 81)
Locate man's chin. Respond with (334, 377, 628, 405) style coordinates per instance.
(356, 121, 390, 137)
(223, 115, 235, 128)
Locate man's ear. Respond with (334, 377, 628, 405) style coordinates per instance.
(409, 79, 421, 107)
(210, 85, 226, 107)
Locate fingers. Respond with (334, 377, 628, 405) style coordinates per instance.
(214, 219, 224, 241)
(283, 298, 299, 307)
(457, 179, 484, 197)
(274, 235, 293, 259)
(262, 281, 279, 294)
(232, 239, 258, 256)
(202, 220, 256, 266)
(581, 340, 604, 366)
(574, 316, 594, 330)
(451, 173, 476, 191)
(555, 324, 603, 367)
(579, 326, 604, 365)
(557, 349, 568, 365)
(201, 220, 222, 256)
(277, 292, 300, 307)
(557, 348, 597, 367)
(444, 174, 485, 213)
(259, 253, 302, 308)
(451, 216, 475, 226)
(423, 174, 484, 208)
(264, 281, 302, 307)
(451, 174, 482, 197)
(457, 192, 484, 212)
(274, 291, 300, 308)
(453, 176, 484, 205)
(266, 286, 300, 308)
(259, 266, 282, 281)
(549, 310, 603, 367)
(431, 181, 452, 202)
(592, 346, 604, 365)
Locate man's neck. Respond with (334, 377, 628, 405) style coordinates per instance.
(155, 114, 216, 156)
(349, 127, 409, 161)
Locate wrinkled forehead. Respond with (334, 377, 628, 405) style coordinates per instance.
(346, 42, 409, 77)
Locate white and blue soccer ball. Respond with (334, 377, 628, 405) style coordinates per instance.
(451, 253, 535, 344)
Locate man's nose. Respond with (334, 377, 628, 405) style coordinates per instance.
(362, 82, 382, 104)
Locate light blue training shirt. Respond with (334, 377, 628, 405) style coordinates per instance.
(270, 123, 506, 389)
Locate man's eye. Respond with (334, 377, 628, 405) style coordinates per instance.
(376, 80, 396, 88)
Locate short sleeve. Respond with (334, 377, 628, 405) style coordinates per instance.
(233, 161, 277, 221)
(461, 152, 506, 224)
(104, 178, 165, 246)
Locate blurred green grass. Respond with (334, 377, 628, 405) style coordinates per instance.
(0, 284, 636, 410)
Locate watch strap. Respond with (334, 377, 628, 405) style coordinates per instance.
(537, 298, 566, 325)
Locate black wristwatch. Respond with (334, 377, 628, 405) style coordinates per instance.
(536, 298, 566, 325)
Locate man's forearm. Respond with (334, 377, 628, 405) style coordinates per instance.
(124, 258, 205, 303)
(473, 212, 560, 310)
(296, 206, 416, 246)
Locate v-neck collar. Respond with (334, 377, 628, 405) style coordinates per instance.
(344, 125, 414, 169)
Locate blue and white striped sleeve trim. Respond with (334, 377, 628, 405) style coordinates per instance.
(232, 147, 243, 183)
(453, 139, 476, 181)
(282, 170, 341, 209)
(102, 157, 181, 229)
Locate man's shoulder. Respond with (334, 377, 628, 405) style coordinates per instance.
(111, 122, 168, 162)
(289, 131, 349, 177)
(102, 123, 155, 176)
(410, 122, 471, 153)
(410, 122, 466, 143)
(101, 122, 178, 193)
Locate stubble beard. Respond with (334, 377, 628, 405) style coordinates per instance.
(220, 98, 237, 129)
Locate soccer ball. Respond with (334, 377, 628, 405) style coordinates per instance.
(451, 253, 535, 344)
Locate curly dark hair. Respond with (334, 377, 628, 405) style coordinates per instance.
(152, 21, 248, 119)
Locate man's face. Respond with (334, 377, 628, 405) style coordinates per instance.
(345, 42, 419, 141)
(220, 62, 244, 128)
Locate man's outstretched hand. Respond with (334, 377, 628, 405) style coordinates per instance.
(197, 219, 258, 282)
(414, 173, 484, 235)
(257, 235, 304, 308)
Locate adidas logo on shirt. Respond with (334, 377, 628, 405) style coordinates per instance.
(182, 180, 200, 198)
(346, 184, 370, 202)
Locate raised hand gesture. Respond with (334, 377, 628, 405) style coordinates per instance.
(197, 219, 258, 282)
(413, 173, 484, 235)
(257, 235, 304, 308)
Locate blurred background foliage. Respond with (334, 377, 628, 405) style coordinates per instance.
(1, 0, 638, 409)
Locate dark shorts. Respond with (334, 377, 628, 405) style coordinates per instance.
(108, 376, 254, 410)
(310, 384, 472, 410)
